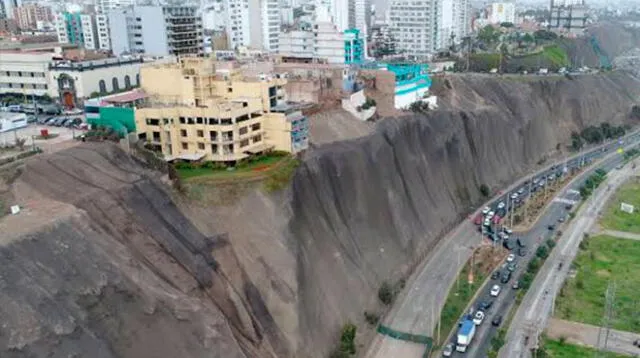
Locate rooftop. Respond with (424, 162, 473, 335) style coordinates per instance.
(102, 90, 148, 104)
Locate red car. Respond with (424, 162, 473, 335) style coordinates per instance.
(492, 215, 502, 224)
(474, 213, 484, 225)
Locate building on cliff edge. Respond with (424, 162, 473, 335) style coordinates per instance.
(134, 57, 309, 163)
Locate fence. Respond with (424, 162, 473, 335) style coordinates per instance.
(377, 324, 433, 357)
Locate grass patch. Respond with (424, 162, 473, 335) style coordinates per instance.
(264, 156, 299, 192)
(539, 338, 630, 358)
(437, 246, 505, 345)
(35, 133, 60, 140)
(601, 178, 640, 233)
(542, 45, 569, 66)
(176, 153, 287, 180)
(554, 235, 640, 333)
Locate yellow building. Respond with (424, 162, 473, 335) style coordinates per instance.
(135, 57, 309, 162)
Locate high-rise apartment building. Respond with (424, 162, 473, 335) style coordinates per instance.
(12, 4, 52, 30)
(440, 0, 469, 49)
(389, 0, 440, 58)
(95, 14, 111, 51)
(224, 0, 280, 52)
(109, 6, 204, 57)
(55, 12, 101, 50)
(2, 0, 20, 19)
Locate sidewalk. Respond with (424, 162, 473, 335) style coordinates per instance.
(600, 229, 640, 241)
(546, 318, 640, 357)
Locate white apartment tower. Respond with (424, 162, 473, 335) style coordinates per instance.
(440, 0, 469, 49)
(389, 0, 441, 58)
(95, 14, 111, 51)
(95, 0, 135, 14)
(109, 6, 203, 57)
(224, 0, 280, 52)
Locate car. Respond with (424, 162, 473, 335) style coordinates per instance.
(499, 232, 509, 240)
(490, 285, 501, 297)
(548, 174, 555, 181)
(548, 224, 555, 230)
(633, 339, 640, 348)
(510, 193, 518, 200)
(442, 343, 454, 357)
(518, 248, 528, 257)
(616, 164, 624, 170)
(491, 270, 501, 280)
(61, 118, 74, 127)
(482, 207, 490, 215)
(484, 219, 491, 227)
(565, 204, 573, 210)
(496, 208, 506, 217)
(497, 201, 505, 209)
(507, 262, 517, 272)
(533, 178, 540, 184)
(558, 217, 565, 223)
(504, 239, 515, 250)
(507, 254, 515, 262)
(492, 315, 503, 326)
(512, 280, 520, 290)
(516, 238, 526, 248)
(479, 300, 494, 311)
(53, 117, 67, 126)
(517, 188, 525, 195)
(501, 271, 511, 284)
(503, 228, 513, 235)
(26, 115, 37, 123)
(473, 311, 485, 325)
(487, 211, 495, 218)
(45, 117, 58, 125)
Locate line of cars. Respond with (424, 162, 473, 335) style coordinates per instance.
(37, 116, 85, 129)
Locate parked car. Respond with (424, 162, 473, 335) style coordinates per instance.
(558, 217, 565, 223)
(517, 238, 526, 248)
(492, 315, 503, 326)
(510, 193, 518, 200)
(482, 207, 490, 215)
(491, 270, 501, 280)
(507, 262, 517, 272)
(518, 248, 528, 257)
(517, 188, 525, 195)
(497, 201, 505, 209)
(503, 239, 515, 250)
(53, 117, 67, 126)
(26, 115, 37, 123)
(507, 254, 515, 262)
(45, 117, 58, 125)
(503, 228, 513, 235)
(473, 311, 485, 325)
(490, 285, 501, 297)
(548, 224, 555, 231)
(513, 280, 520, 290)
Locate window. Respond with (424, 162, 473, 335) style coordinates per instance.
(239, 127, 248, 135)
(252, 135, 262, 143)
(180, 129, 187, 137)
(98, 80, 106, 93)
(152, 131, 160, 141)
(112, 77, 119, 91)
(197, 143, 205, 150)
(251, 123, 261, 131)
(179, 117, 186, 124)
(181, 142, 188, 150)
(136, 74, 140, 86)
(146, 118, 160, 126)
(240, 139, 249, 147)
(196, 117, 203, 124)
(227, 88, 233, 93)
(124, 75, 131, 88)
(187, 117, 194, 124)
(196, 130, 203, 137)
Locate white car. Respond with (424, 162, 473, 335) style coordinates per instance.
(473, 311, 485, 325)
(510, 193, 518, 200)
(507, 254, 515, 262)
(517, 188, 525, 195)
(504, 228, 513, 235)
(482, 207, 490, 215)
(497, 201, 505, 209)
(490, 284, 501, 297)
(487, 211, 495, 219)
(442, 343, 454, 357)
(484, 219, 491, 227)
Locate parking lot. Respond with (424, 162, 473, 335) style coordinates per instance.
(0, 114, 86, 154)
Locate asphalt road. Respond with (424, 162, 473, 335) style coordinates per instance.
(499, 159, 639, 358)
(365, 131, 640, 358)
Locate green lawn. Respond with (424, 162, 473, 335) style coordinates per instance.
(554, 235, 640, 333)
(176, 154, 288, 180)
(542, 338, 631, 358)
(542, 45, 570, 66)
(601, 179, 640, 233)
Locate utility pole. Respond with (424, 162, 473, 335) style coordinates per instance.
(597, 281, 616, 357)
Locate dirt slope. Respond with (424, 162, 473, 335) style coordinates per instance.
(2, 72, 640, 358)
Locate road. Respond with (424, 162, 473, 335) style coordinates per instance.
(365, 130, 640, 358)
(499, 154, 640, 358)
(546, 318, 640, 357)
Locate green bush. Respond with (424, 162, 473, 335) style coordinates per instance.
(546, 239, 556, 249)
(378, 282, 393, 305)
(339, 323, 357, 355)
(528, 258, 541, 273)
(480, 184, 490, 197)
(536, 245, 549, 259)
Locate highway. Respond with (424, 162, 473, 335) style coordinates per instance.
(365, 130, 640, 358)
(499, 157, 640, 358)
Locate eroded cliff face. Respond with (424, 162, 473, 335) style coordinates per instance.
(288, 72, 640, 355)
(1, 72, 639, 358)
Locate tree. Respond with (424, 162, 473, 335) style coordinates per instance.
(534, 30, 557, 42)
(478, 25, 500, 44)
(523, 33, 535, 44)
(571, 131, 583, 151)
(499, 43, 509, 72)
(339, 323, 357, 355)
(500, 22, 514, 28)
(536, 245, 549, 259)
(480, 184, 490, 197)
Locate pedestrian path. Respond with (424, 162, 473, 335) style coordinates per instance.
(601, 229, 640, 242)
(546, 318, 640, 357)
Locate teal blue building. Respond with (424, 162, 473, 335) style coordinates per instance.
(57, 12, 90, 48)
(344, 29, 364, 65)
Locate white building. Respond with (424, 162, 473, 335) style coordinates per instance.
(109, 6, 204, 57)
(95, 0, 134, 14)
(95, 14, 111, 51)
(80, 14, 98, 50)
(353, 0, 371, 37)
(224, 0, 280, 52)
(2, 0, 20, 19)
(258, 0, 280, 51)
(489, 2, 516, 25)
(279, 30, 314, 58)
(49, 57, 144, 107)
(280, 6, 294, 26)
(203, 0, 226, 30)
(389, 0, 441, 58)
(440, 0, 470, 49)
(0, 51, 54, 97)
(0, 112, 28, 133)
